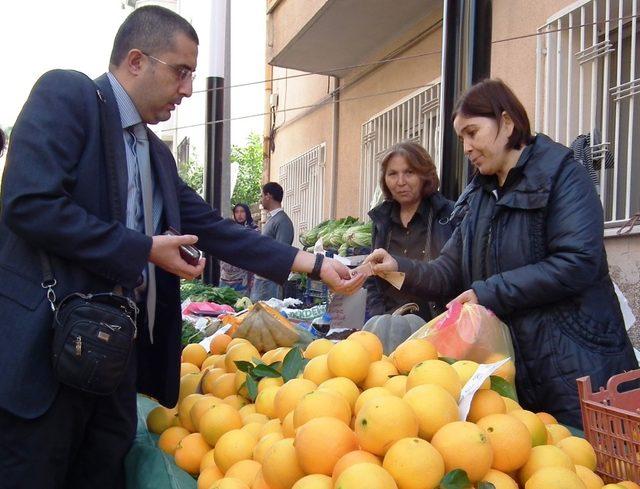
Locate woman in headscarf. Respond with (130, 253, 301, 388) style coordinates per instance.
(219, 203, 258, 296)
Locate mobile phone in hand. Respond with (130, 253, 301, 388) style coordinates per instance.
(162, 227, 203, 266)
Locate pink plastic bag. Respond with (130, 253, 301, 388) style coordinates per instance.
(410, 302, 515, 364)
(182, 301, 235, 317)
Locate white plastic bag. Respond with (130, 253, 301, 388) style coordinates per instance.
(614, 282, 636, 331)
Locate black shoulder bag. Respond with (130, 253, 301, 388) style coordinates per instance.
(41, 86, 139, 396)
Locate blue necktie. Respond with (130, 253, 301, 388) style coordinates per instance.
(129, 123, 157, 343)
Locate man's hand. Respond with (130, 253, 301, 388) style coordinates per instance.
(447, 289, 478, 308)
(291, 251, 365, 295)
(363, 248, 399, 274)
(320, 257, 366, 295)
(149, 234, 205, 280)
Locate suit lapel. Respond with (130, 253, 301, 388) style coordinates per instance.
(94, 74, 128, 224)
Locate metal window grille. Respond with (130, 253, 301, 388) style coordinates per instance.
(177, 136, 190, 167)
(536, 0, 639, 224)
(279, 143, 326, 248)
(359, 82, 442, 220)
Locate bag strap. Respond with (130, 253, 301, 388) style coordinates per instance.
(40, 85, 122, 310)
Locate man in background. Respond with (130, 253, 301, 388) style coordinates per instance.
(251, 182, 294, 301)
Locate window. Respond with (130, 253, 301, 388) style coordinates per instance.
(359, 81, 441, 220)
(536, 0, 639, 225)
(279, 143, 326, 248)
(177, 137, 190, 168)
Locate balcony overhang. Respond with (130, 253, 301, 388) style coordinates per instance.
(269, 0, 439, 77)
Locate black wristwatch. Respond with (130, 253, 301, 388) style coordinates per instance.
(309, 253, 324, 281)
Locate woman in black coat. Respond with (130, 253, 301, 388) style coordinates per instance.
(365, 79, 638, 428)
(366, 141, 455, 321)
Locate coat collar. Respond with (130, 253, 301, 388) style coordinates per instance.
(459, 134, 573, 210)
(368, 192, 450, 225)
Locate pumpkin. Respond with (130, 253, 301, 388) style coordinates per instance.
(362, 303, 425, 355)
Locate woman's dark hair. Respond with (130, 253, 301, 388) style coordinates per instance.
(232, 203, 255, 227)
(453, 79, 533, 150)
(379, 141, 440, 200)
(110, 5, 199, 66)
(0, 129, 5, 157)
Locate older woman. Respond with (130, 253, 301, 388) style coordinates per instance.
(365, 79, 638, 428)
(366, 141, 455, 321)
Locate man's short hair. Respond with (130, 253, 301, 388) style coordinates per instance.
(110, 5, 199, 66)
(262, 182, 284, 203)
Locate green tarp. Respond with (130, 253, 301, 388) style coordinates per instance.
(125, 395, 197, 489)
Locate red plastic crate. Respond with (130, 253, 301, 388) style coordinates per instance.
(577, 369, 640, 484)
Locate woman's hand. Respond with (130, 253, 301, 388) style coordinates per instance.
(447, 289, 478, 308)
(363, 248, 399, 274)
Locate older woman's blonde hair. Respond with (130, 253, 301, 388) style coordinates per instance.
(379, 141, 440, 200)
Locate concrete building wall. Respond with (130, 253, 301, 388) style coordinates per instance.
(265, 0, 640, 350)
(606, 234, 640, 350)
(267, 67, 333, 217)
(266, 9, 443, 220)
(491, 0, 576, 120)
(335, 12, 443, 218)
(266, 0, 328, 62)
(492, 0, 640, 348)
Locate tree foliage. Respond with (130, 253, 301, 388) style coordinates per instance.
(178, 148, 204, 196)
(231, 132, 263, 207)
(176, 132, 263, 206)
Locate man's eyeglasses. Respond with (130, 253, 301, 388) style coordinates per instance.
(142, 52, 195, 82)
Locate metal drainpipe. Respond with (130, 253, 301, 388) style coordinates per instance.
(439, 0, 492, 200)
(329, 76, 340, 220)
(202, 0, 229, 286)
(263, 63, 274, 186)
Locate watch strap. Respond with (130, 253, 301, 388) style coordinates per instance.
(309, 253, 324, 281)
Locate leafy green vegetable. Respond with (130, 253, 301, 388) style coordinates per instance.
(181, 320, 204, 346)
(180, 280, 240, 306)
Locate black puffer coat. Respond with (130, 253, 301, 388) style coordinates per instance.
(366, 192, 455, 321)
(395, 134, 638, 428)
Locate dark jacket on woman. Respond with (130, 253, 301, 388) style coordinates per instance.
(395, 134, 638, 428)
(366, 192, 455, 321)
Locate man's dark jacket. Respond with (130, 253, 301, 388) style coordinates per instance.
(0, 70, 297, 418)
(366, 192, 455, 320)
(395, 134, 638, 427)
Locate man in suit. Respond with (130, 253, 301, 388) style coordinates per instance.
(251, 182, 295, 301)
(0, 6, 362, 488)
